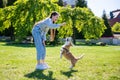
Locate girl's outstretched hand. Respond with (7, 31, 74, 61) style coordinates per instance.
(61, 22, 66, 26)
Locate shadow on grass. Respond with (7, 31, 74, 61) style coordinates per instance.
(1, 41, 111, 48)
(3, 42, 35, 48)
(60, 69, 78, 78)
(24, 69, 56, 80)
(1, 42, 58, 48)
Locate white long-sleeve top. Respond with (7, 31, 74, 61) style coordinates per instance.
(32, 17, 61, 41)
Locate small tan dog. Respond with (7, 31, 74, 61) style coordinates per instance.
(60, 37, 84, 69)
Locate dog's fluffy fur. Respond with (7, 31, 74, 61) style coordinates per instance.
(60, 37, 84, 69)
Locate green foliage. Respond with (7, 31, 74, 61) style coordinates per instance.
(0, 9, 4, 30)
(7, 0, 16, 6)
(0, 6, 15, 31)
(76, 0, 87, 8)
(82, 16, 106, 39)
(59, 7, 105, 40)
(58, 7, 73, 38)
(112, 22, 120, 32)
(0, 0, 60, 41)
(0, 0, 106, 42)
(57, 0, 63, 6)
(102, 10, 113, 37)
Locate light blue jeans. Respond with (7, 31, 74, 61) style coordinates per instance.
(32, 28, 46, 60)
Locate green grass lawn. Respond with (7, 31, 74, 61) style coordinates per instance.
(0, 42, 120, 80)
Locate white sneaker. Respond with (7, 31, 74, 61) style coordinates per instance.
(43, 63, 50, 69)
(36, 64, 48, 70)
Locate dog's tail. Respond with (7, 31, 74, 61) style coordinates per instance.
(77, 54, 84, 60)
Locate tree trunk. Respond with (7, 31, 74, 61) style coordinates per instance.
(9, 25, 15, 41)
(72, 26, 76, 44)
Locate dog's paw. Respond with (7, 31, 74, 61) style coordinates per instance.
(69, 65, 73, 69)
(78, 54, 85, 60)
(81, 54, 85, 57)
